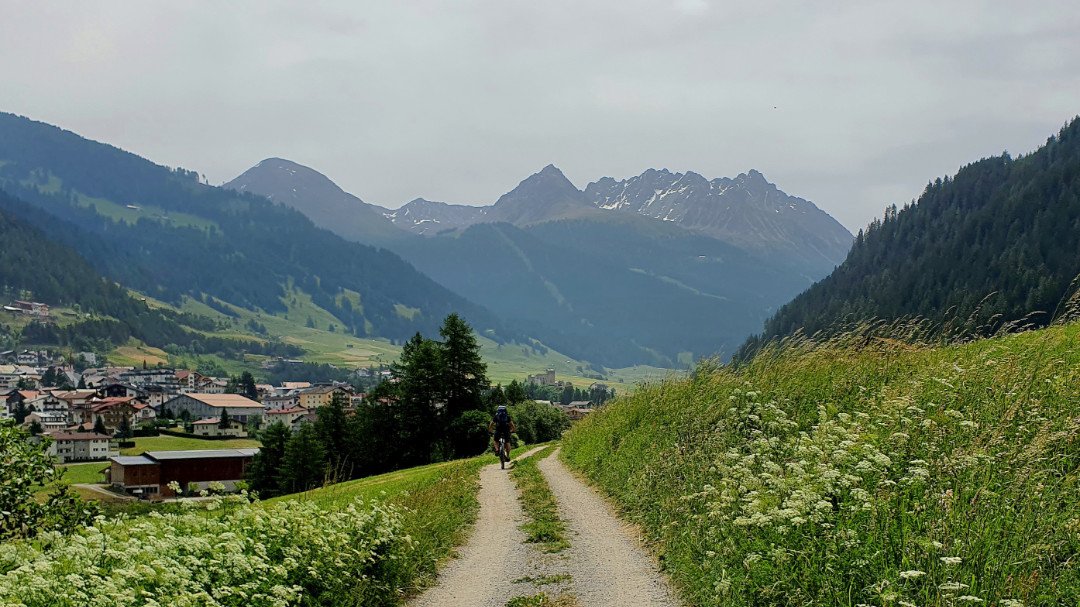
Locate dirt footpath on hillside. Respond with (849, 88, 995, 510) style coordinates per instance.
(537, 449, 680, 606)
(409, 447, 680, 607)
(409, 446, 558, 607)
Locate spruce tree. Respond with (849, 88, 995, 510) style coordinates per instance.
(116, 416, 132, 439)
(394, 332, 444, 466)
(315, 391, 350, 478)
(247, 421, 290, 497)
(238, 372, 258, 400)
(13, 402, 29, 425)
(438, 314, 488, 420)
(280, 423, 326, 494)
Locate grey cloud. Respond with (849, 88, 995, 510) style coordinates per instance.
(0, 0, 1077, 231)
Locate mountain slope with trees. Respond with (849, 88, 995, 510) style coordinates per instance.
(741, 117, 1080, 355)
(0, 112, 512, 345)
(0, 189, 301, 357)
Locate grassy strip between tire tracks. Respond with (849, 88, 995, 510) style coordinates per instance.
(506, 592, 581, 607)
(509, 444, 569, 553)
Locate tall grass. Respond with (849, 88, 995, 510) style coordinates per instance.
(562, 321, 1080, 606)
(275, 452, 508, 598)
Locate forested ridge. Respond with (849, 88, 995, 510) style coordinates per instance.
(0, 112, 512, 344)
(0, 189, 302, 357)
(740, 117, 1080, 355)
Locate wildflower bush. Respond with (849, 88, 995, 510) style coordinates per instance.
(0, 494, 412, 606)
(274, 453, 495, 597)
(562, 322, 1080, 606)
(0, 420, 99, 541)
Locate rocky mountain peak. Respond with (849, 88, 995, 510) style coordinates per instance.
(481, 165, 593, 226)
(584, 168, 853, 269)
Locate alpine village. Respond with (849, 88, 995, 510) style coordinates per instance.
(2, 4, 1080, 607)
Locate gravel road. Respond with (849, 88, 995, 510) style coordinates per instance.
(408, 446, 559, 607)
(538, 449, 681, 606)
(410, 447, 681, 607)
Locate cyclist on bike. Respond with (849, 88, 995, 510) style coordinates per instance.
(489, 404, 515, 458)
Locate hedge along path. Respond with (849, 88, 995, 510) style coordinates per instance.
(408, 445, 552, 607)
(537, 449, 681, 607)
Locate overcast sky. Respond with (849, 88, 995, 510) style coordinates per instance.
(2, 1, 1078, 231)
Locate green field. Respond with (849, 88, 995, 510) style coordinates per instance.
(562, 321, 1080, 606)
(137, 288, 672, 393)
(57, 461, 110, 485)
(120, 434, 260, 456)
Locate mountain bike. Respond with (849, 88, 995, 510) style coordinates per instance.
(497, 437, 510, 469)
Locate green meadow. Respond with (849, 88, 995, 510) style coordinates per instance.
(562, 321, 1080, 606)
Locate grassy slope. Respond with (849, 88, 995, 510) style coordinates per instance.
(272, 448, 521, 598)
(119, 435, 260, 455)
(141, 288, 664, 392)
(57, 461, 110, 484)
(562, 322, 1080, 606)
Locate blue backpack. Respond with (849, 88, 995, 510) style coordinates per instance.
(495, 408, 510, 431)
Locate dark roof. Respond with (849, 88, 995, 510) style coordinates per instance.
(301, 385, 348, 395)
(48, 431, 111, 441)
(266, 406, 308, 415)
(111, 455, 155, 466)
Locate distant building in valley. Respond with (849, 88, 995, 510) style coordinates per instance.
(107, 448, 259, 498)
(526, 369, 557, 386)
(158, 393, 263, 423)
(46, 431, 112, 463)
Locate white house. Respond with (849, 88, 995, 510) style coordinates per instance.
(192, 417, 247, 438)
(27, 410, 73, 432)
(159, 393, 264, 423)
(46, 431, 113, 463)
(263, 406, 309, 429)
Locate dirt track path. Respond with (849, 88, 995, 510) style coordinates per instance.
(409, 447, 680, 607)
(409, 446, 552, 607)
(538, 450, 680, 606)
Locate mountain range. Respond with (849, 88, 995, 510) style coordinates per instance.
(6, 109, 1070, 371)
(0, 112, 510, 346)
(0, 110, 859, 369)
(226, 155, 852, 366)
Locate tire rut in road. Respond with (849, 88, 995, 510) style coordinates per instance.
(537, 449, 681, 607)
(408, 446, 566, 607)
